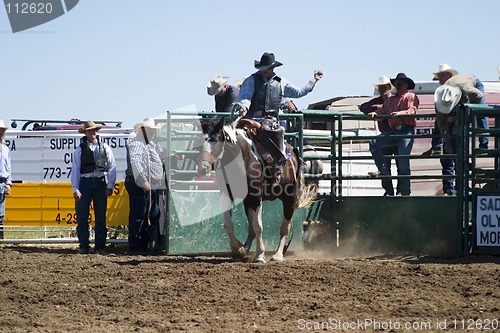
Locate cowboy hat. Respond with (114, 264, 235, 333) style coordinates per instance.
(373, 75, 392, 87)
(78, 120, 102, 133)
(254, 52, 283, 70)
(434, 85, 462, 114)
(134, 118, 161, 131)
(234, 77, 246, 90)
(390, 73, 415, 90)
(0, 119, 7, 130)
(433, 63, 458, 76)
(207, 75, 229, 96)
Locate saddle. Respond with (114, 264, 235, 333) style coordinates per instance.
(236, 118, 287, 185)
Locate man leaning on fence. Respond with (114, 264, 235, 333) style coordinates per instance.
(368, 73, 419, 196)
(125, 118, 165, 254)
(0, 120, 12, 239)
(71, 120, 116, 254)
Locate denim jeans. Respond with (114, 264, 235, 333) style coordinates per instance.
(431, 121, 444, 151)
(75, 177, 108, 250)
(125, 175, 160, 252)
(370, 127, 414, 196)
(440, 134, 457, 195)
(0, 183, 5, 227)
(475, 79, 488, 148)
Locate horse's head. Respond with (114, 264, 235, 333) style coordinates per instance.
(197, 117, 226, 176)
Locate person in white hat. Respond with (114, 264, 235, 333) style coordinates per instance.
(207, 75, 240, 112)
(70, 120, 117, 254)
(0, 119, 12, 239)
(360, 75, 400, 196)
(423, 64, 488, 156)
(125, 118, 165, 254)
(434, 77, 484, 196)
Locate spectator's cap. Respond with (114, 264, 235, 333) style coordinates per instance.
(0, 119, 7, 130)
(254, 52, 283, 70)
(390, 73, 415, 90)
(373, 75, 392, 87)
(433, 63, 458, 77)
(134, 118, 161, 131)
(78, 120, 102, 133)
(207, 75, 229, 96)
(434, 85, 462, 114)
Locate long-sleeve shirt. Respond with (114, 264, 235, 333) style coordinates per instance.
(126, 136, 164, 189)
(239, 71, 316, 109)
(0, 141, 12, 185)
(359, 95, 392, 133)
(71, 140, 116, 193)
(215, 85, 240, 112)
(445, 74, 483, 104)
(378, 91, 419, 129)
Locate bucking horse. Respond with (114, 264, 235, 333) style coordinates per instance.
(196, 116, 316, 263)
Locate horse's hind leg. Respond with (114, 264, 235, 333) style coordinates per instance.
(271, 201, 294, 262)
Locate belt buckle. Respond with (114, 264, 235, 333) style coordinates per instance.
(395, 124, 402, 130)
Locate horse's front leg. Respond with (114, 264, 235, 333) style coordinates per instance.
(243, 222, 255, 254)
(221, 193, 246, 258)
(246, 201, 265, 263)
(271, 201, 294, 262)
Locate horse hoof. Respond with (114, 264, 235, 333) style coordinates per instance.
(253, 256, 267, 264)
(230, 247, 247, 260)
(270, 254, 284, 262)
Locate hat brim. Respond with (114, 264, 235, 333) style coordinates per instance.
(254, 60, 283, 70)
(390, 78, 415, 90)
(134, 123, 161, 130)
(78, 125, 102, 133)
(207, 77, 229, 96)
(433, 69, 458, 76)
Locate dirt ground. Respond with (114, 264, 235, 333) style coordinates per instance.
(0, 245, 499, 333)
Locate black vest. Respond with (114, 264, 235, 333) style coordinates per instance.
(249, 73, 282, 117)
(80, 136, 108, 174)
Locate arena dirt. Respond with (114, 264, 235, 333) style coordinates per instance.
(0, 244, 499, 333)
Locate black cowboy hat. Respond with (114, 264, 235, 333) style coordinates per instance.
(390, 73, 415, 90)
(254, 52, 283, 70)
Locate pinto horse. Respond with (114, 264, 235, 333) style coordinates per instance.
(197, 117, 316, 263)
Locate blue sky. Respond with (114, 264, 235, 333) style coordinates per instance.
(1, 0, 499, 128)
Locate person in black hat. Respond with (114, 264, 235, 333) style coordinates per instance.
(236, 52, 323, 185)
(368, 73, 419, 196)
(238, 52, 323, 119)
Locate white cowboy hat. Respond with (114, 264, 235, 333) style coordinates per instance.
(134, 118, 161, 131)
(373, 75, 392, 87)
(207, 75, 229, 96)
(0, 119, 7, 130)
(434, 85, 462, 114)
(78, 120, 102, 133)
(433, 63, 458, 76)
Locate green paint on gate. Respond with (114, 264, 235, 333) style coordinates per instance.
(338, 196, 461, 258)
(166, 191, 305, 255)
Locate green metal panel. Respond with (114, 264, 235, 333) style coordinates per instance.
(166, 191, 305, 255)
(338, 196, 462, 258)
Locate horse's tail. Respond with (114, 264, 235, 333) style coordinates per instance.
(296, 173, 318, 208)
(294, 149, 317, 208)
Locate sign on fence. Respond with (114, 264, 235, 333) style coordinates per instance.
(476, 196, 500, 246)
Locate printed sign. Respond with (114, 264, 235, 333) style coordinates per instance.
(476, 196, 500, 246)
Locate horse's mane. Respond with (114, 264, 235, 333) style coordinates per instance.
(222, 125, 249, 145)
